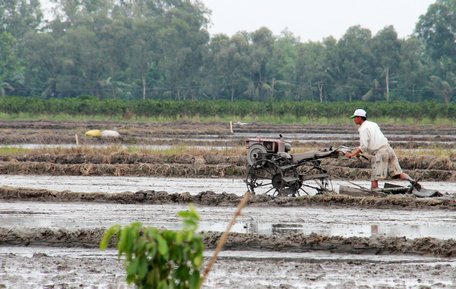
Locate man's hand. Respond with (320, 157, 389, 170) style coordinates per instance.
(345, 148, 362, 159)
(345, 152, 356, 158)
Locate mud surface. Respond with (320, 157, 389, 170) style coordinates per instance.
(0, 120, 456, 288)
(1, 200, 456, 254)
(1, 247, 455, 289)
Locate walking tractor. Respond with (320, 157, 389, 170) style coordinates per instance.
(244, 135, 347, 197)
(244, 135, 442, 198)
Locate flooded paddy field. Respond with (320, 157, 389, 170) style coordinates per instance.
(0, 120, 456, 288)
(1, 176, 456, 288)
(2, 195, 456, 239)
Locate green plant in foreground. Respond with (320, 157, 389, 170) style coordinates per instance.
(100, 205, 204, 289)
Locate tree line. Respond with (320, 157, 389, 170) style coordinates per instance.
(0, 0, 455, 103)
(1, 96, 455, 121)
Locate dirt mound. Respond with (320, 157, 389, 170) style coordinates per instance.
(0, 162, 246, 177)
(1, 150, 455, 181)
(0, 227, 454, 257)
(2, 149, 454, 170)
(205, 232, 456, 257)
(0, 161, 451, 181)
(1, 186, 455, 210)
(0, 227, 104, 248)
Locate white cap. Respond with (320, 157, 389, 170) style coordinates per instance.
(350, 109, 367, 118)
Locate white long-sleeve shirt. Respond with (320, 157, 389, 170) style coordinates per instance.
(358, 120, 389, 154)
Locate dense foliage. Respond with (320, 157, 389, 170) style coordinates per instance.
(0, 0, 454, 103)
(100, 206, 204, 289)
(2, 96, 456, 121)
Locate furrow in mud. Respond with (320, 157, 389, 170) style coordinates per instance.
(0, 227, 455, 257)
(1, 186, 455, 210)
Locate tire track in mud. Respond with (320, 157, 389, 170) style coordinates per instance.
(0, 227, 455, 257)
(1, 186, 455, 210)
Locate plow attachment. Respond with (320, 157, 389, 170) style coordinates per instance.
(339, 182, 442, 198)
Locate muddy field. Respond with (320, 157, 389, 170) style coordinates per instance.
(1, 119, 456, 149)
(0, 120, 456, 288)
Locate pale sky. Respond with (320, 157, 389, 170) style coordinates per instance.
(41, 0, 436, 41)
(200, 0, 436, 41)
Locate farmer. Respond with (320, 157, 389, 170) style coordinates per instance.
(344, 108, 420, 191)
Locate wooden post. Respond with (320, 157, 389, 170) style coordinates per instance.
(229, 121, 233, 134)
(75, 134, 79, 145)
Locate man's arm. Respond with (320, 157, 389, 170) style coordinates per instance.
(345, 147, 363, 158)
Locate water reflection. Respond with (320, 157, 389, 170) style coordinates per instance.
(242, 222, 456, 240)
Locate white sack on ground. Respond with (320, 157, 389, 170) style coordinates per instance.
(101, 130, 120, 138)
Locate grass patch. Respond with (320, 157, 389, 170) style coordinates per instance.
(0, 146, 31, 155)
(0, 142, 451, 159)
(1, 112, 456, 126)
(0, 144, 244, 158)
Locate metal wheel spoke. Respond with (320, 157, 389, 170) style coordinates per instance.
(299, 187, 310, 196)
(255, 181, 274, 188)
(265, 187, 277, 195)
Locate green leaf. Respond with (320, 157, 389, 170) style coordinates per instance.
(117, 227, 129, 255)
(138, 256, 148, 280)
(176, 265, 190, 280)
(99, 224, 120, 250)
(189, 271, 202, 289)
(193, 255, 202, 267)
(178, 205, 201, 231)
(157, 235, 169, 256)
(146, 267, 159, 287)
(176, 231, 184, 245)
(158, 280, 168, 289)
(186, 231, 194, 242)
(147, 227, 158, 238)
(126, 258, 139, 282)
(146, 242, 157, 259)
